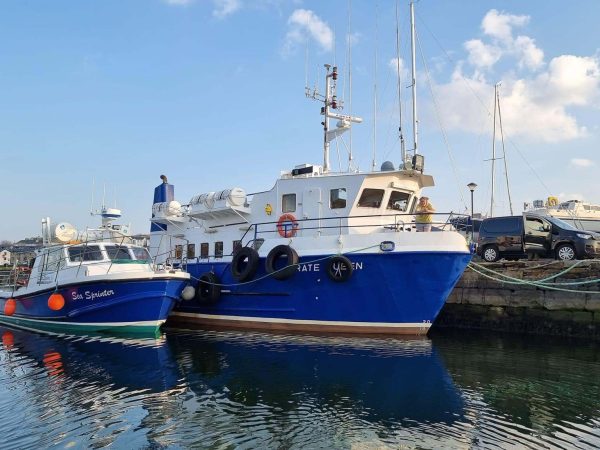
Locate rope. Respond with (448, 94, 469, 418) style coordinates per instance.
(467, 260, 600, 294)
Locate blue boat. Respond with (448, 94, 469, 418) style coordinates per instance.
(0, 220, 191, 335)
(148, 3, 471, 335)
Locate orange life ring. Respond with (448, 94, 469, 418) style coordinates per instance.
(277, 213, 299, 238)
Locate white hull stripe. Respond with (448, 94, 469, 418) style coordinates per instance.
(0, 316, 165, 328)
(170, 312, 431, 329)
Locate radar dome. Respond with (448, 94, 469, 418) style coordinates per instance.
(53, 222, 78, 243)
(381, 161, 395, 171)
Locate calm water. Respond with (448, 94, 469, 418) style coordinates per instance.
(1, 326, 599, 449)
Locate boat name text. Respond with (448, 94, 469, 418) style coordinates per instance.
(297, 261, 364, 272)
(71, 289, 115, 301)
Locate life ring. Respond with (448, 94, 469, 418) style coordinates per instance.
(231, 247, 260, 282)
(277, 213, 299, 238)
(326, 255, 353, 282)
(196, 272, 221, 303)
(265, 245, 299, 280)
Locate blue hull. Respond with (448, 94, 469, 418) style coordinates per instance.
(170, 251, 471, 334)
(0, 278, 187, 335)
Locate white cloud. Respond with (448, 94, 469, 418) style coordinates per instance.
(284, 9, 333, 54)
(431, 10, 600, 143)
(570, 158, 594, 168)
(388, 57, 407, 79)
(464, 39, 502, 69)
(514, 36, 544, 70)
(213, 0, 242, 18)
(482, 9, 529, 41)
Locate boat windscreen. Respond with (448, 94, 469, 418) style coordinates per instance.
(131, 247, 151, 263)
(106, 246, 132, 261)
(68, 245, 103, 262)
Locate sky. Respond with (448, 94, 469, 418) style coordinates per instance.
(1, 0, 600, 241)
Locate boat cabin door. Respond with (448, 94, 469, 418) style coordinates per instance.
(302, 188, 322, 236)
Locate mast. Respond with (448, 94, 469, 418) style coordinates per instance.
(323, 64, 335, 173)
(409, 0, 418, 157)
(395, 0, 406, 166)
(491, 83, 498, 217)
(307, 65, 362, 173)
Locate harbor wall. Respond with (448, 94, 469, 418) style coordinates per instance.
(435, 260, 600, 340)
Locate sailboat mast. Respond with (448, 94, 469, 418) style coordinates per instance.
(490, 83, 498, 217)
(410, 0, 418, 156)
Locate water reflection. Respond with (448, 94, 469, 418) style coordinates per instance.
(0, 326, 599, 449)
(431, 329, 600, 449)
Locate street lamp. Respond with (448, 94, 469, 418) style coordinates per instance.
(467, 182, 478, 241)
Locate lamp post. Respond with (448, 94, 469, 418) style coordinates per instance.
(467, 182, 478, 241)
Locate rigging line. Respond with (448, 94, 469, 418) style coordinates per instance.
(416, 30, 468, 210)
(497, 85, 514, 215)
(509, 139, 553, 194)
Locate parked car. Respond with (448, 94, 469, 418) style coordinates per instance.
(477, 214, 600, 262)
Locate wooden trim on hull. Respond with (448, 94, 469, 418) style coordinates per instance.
(167, 312, 432, 335)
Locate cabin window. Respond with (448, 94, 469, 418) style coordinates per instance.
(215, 241, 223, 258)
(409, 197, 418, 214)
(68, 245, 103, 263)
(106, 246, 132, 261)
(330, 188, 347, 209)
(131, 247, 150, 262)
(175, 245, 183, 259)
(282, 194, 296, 213)
(233, 240, 242, 253)
(387, 191, 411, 211)
(187, 244, 196, 259)
(200, 243, 209, 259)
(357, 188, 384, 208)
(44, 247, 63, 271)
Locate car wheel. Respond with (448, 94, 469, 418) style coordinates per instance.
(556, 244, 576, 261)
(482, 245, 500, 262)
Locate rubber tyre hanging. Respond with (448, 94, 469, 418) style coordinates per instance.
(231, 247, 260, 282)
(196, 272, 221, 303)
(265, 245, 299, 281)
(326, 255, 353, 282)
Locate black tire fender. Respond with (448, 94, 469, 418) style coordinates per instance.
(196, 272, 221, 303)
(326, 255, 353, 282)
(231, 247, 260, 282)
(265, 245, 299, 281)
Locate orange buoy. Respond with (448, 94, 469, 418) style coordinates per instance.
(4, 298, 16, 316)
(48, 293, 65, 311)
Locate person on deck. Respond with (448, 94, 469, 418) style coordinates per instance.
(415, 196, 435, 232)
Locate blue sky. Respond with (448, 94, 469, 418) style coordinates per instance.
(2, 0, 600, 241)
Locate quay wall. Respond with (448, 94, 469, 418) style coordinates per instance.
(434, 260, 600, 340)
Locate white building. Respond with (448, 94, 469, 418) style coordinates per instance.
(0, 249, 11, 266)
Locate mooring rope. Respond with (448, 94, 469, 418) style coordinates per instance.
(467, 260, 600, 294)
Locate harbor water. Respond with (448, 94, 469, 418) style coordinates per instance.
(1, 326, 599, 449)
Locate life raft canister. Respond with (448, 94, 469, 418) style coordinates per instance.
(326, 255, 354, 282)
(265, 245, 299, 280)
(231, 247, 260, 282)
(276, 213, 299, 238)
(196, 272, 221, 303)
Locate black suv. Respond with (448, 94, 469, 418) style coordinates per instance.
(477, 214, 600, 262)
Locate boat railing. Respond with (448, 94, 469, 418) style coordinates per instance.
(244, 212, 466, 240)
